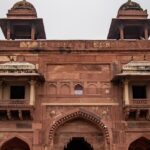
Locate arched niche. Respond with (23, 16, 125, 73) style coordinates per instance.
(48, 84, 57, 95)
(60, 84, 70, 95)
(87, 84, 98, 95)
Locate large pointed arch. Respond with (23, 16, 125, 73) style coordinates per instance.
(128, 137, 150, 150)
(49, 108, 110, 144)
(1, 137, 30, 150)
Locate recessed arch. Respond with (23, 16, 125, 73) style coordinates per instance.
(49, 108, 110, 144)
(48, 84, 57, 95)
(87, 84, 98, 95)
(60, 84, 70, 95)
(1, 137, 30, 150)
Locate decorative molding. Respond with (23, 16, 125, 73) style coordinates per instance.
(42, 103, 118, 106)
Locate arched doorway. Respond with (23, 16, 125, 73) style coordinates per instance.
(129, 137, 150, 150)
(53, 119, 105, 150)
(1, 137, 30, 150)
(49, 109, 109, 150)
(64, 137, 93, 150)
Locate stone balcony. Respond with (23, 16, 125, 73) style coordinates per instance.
(124, 102, 150, 121)
(0, 99, 33, 121)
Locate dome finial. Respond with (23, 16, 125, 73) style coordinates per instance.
(23, 0, 26, 5)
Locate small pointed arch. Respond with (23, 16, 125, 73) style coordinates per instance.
(129, 137, 150, 150)
(49, 108, 110, 144)
(60, 84, 70, 95)
(87, 84, 98, 95)
(74, 84, 83, 95)
(48, 83, 57, 95)
(1, 137, 30, 150)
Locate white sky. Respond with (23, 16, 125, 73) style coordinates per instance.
(0, 0, 150, 40)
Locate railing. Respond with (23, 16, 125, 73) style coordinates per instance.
(0, 99, 29, 106)
(132, 99, 148, 104)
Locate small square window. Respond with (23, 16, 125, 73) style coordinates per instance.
(132, 85, 146, 99)
(10, 86, 25, 99)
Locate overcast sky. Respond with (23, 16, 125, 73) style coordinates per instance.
(0, 0, 150, 40)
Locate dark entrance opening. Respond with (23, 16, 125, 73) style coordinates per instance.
(64, 137, 93, 150)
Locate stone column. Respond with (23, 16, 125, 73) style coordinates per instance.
(7, 22, 11, 40)
(31, 23, 36, 40)
(44, 145, 48, 150)
(0, 81, 3, 100)
(29, 80, 36, 105)
(119, 25, 124, 40)
(144, 25, 149, 40)
(124, 79, 129, 105)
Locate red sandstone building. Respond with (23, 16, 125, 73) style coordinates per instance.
(0, 0, 150, 150)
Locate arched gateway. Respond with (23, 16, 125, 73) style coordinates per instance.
(49, 109, 110, 150)
(1, 137, 30, 150)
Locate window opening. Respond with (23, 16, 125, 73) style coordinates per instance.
(128, 110, 136, 120)
(0, 110, 8, 120)
(139, 110, 148, 120)
(124, 26, 144, 39)
(10, 86, 25, 99)
(132, 85, 146, 99)
(22, 110, 31, 120)
(11, 110, 19, 120)
(74, 84, 83, 96)
(13, 25, 31, 39)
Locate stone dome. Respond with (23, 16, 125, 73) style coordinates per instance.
(7, 0, 37, 18)
(12, 0, 36, 12)
(119, 0, 143, 11)
(117, 0, 147, 19)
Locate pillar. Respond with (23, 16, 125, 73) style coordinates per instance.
(19, 110, 23, 120)
(144, 24, 149, 40)
(44, 145, 48, 150)
(124, 79, 129, 105)
(136, 109, 140, 121)
(31, 23, 36, 40)
(7, 22, 11, 40)
(29, 80, 36, 105)
(0, 81, 3, 100)
(7, 110, 11, 120)
(119, 25, 124, 40)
